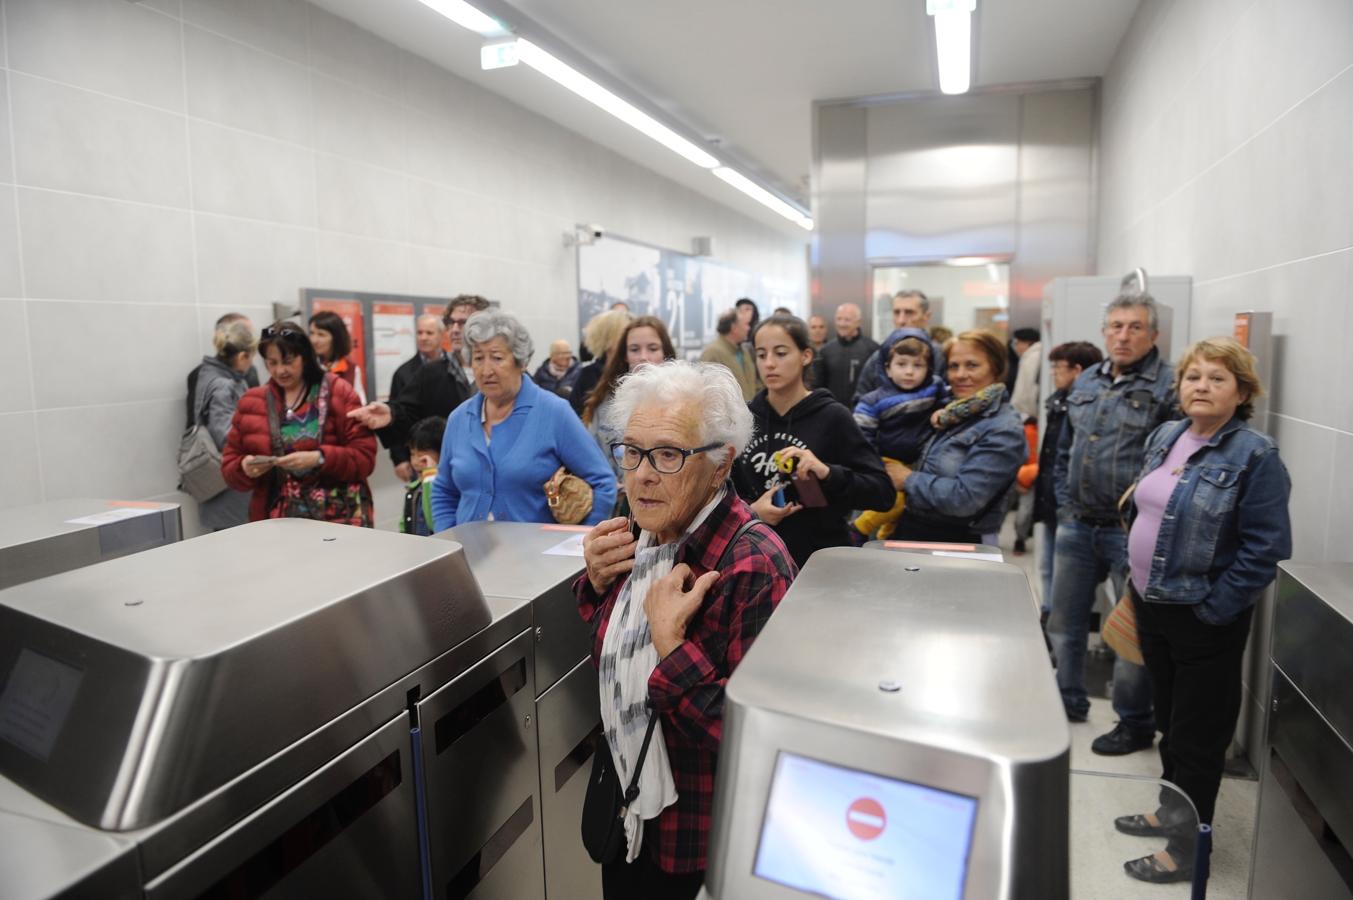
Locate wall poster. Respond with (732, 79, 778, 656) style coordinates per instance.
(577, 235, 805, 359)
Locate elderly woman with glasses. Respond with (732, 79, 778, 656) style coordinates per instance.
(577, 360, 796, 898)
(429, 310, 615, 527)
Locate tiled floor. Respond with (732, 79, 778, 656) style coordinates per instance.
(999, 522, 1257, 899)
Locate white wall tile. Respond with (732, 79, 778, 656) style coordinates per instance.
(0, 412, 42, 506)
(36, 399, 184, 501)
(0, 189, 21, 298)
(311, 75, 405, 172)
(194, 214, 316, 308)
(181, 0, 309, 65)
(189, 120, 316, 226)
(0, 300, 34, 413)
(6, 0, 184, 111)
(307, 6, 402, 101)
(27, 300, 198, 408)
(315, 154, 408, 242)
(1269, 415, 1336, 563)
(184, 25, 311, 147)
(400, 52, 475, 123)
(0, 72, 12, 182)
(10, 73, 189, 207)
(407, 246, 474, 297)
(317, 233, 407, 293)
(18, 188, 194, 303)
(1326, 432, 1353, 562)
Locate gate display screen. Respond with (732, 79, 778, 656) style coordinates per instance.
(753, 753, 978, 900)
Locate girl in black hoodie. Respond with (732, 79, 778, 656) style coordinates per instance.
(732, 314, 894, 568)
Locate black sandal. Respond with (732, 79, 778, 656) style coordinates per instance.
(1124, 852, 1193, 884)
(1114, 813, 1166, 836)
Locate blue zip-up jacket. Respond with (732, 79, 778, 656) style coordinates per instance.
(431, 375, 616, 528)
(1129, 416, 1291, 625)
(1055, 347, 1178, 519)
(852, 327, 947, 465)
(902, 386, 1026, 535)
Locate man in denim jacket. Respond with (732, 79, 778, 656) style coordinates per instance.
(1048, 292, 1178, 754)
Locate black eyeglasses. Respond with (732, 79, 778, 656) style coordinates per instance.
(611, 442, 723, 474)
(261, 324, 304, 339)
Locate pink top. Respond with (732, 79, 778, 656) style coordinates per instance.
(1129, 429, 1209, 593)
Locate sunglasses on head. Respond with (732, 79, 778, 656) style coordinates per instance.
(262, 324, 304, 340)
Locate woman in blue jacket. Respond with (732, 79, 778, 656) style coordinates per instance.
(885, 329, 1027, 545)
(1114, 338, 1291, 885)
(431, 311, 616, 528)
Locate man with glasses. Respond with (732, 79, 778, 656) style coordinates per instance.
(347, 294, 488, 453)
(1048, 293, 1178, 755)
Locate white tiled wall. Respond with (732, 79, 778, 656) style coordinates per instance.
(1098, 0, 1353, 563)
(0, 0, 807, 531)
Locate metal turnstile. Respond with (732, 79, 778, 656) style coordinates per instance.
(433, 521, 600, 900)
(704, 547, 1069, 900)
(1250, 562, 1353, 897)
(0, 498, 181, 590)
(0, 518, 511, 900)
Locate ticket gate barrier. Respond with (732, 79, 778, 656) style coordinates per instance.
(432, 521, 601, 900)
(0, 499, 181, 590)
(0, 518, 519, 899)
(703, 547, 1070, 900)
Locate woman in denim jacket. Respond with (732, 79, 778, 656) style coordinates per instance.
(1115, 338, 1291, 884)
(885, 329, 1027, 544)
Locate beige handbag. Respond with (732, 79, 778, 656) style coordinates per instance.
(544, 467, 593, 525)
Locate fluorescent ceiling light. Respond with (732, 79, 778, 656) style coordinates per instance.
(481, 39, 519, 70)
(927, 0, 975, 95)
(417, 0, 508, 37)
(712, 167, 813, 231)
(514, 40, 719, 169)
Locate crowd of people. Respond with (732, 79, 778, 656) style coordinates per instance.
(184, 287, 1291, 895)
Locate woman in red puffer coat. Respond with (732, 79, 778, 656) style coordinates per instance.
(222, 322, 377, 525)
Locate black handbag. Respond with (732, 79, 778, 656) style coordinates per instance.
(581, 714, 658, 865)
(580, 516, 765, 865)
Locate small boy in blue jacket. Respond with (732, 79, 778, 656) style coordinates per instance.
(400, 416, 446, 537)
(853, 330, 944, 538)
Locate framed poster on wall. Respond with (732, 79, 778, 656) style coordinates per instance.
(577, 234, 805, 358)
(302, 290, 464, 402)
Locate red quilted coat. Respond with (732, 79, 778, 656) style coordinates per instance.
(221, 376, 376, 522)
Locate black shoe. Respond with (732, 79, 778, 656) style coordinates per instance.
(1092, 722, 1155, 755)
(1124, 851, 1192, 884)
(1114, 813, 1167, 836)
(1013, 539, 1026, 555)
(1066, 708, 1088, 724)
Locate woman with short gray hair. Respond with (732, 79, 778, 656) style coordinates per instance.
(577, 360, 796, 897)
(429, 310, 615, 527)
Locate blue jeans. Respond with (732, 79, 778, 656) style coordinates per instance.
(1047, 517, 1154, 732)
(1038, 520, 1057, 615)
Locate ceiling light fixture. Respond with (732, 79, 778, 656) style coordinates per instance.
(513, 40, 719, 169)
(426, 0, 813, 230)
(712, 168, 813, 231)
(927, 0, 975, 95)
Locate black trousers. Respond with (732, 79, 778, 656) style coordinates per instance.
(1132, 587, 1253, 838)
(601, 848, 704, 900)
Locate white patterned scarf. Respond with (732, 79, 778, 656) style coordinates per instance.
(598, 486, 726, 862)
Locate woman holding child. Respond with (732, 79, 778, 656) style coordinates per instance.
(880, 329, 1026, 545)
(731, 314, 893, 568)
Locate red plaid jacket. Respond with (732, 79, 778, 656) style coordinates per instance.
(575, 489, 797, 874)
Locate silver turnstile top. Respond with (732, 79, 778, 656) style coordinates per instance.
(0, 518, 491, 833)
(706, 547, 1069, 900)
(0, 499, 182, 590)
(434, 520, 588, 600)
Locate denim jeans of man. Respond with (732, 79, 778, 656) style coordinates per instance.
(1048, 518, 1154, 730)
(1038, 520, 1057, 616)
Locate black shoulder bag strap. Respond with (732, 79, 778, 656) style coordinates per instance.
(623, 515, 764, 810)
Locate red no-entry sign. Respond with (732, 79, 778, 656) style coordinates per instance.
(845, 797, 887, 840)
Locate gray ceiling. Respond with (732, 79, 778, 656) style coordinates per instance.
(310, 0, 1140, 233)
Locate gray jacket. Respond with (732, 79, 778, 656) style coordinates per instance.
(193, 356, 251, 530)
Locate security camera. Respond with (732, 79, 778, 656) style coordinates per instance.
(586, 224, 605, 240)
(564, 224, 606, 248)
